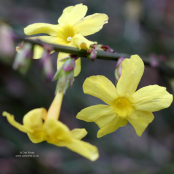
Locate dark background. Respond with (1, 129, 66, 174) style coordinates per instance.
(0, 0, 174, 173)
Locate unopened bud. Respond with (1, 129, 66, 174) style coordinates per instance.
(90, 44, 114, 53)
(53, 58, 75, 94)
(40, 50, 54, 82)
(115, 57, 125, 82)
(101, 45, 114, 53)
(63, 58, 75, 71)
(87, 48, 97, 60)
(13, 43, 33, 74)
(0, 23, 15, 61)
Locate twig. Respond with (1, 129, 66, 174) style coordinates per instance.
(16, 36, 174, 78)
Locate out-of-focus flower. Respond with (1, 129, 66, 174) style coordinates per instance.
(77, 55, 173, 138)
(149, 54, 167, 68)
(13, 42, 33, 74)
(18, 3, 108, 77)
(115, 57, 125, 82)
(3, 91, 99, 161)
(124, 0, 142, 42)
(0, 23, 15, 61)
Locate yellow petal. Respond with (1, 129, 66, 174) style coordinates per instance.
(72, 34, 97, 50)
(57, 52, 69, 69)
(74, 13, 108, 36)
(2, 111, 31, 133)
(97, 116, 127, 138)
(116, 55, 144, 98)
(44, 118, 71, 145)
(83, 75, 118, 105)
(24, 23, 60, 36)
(132, 85, 173, 112)
(33, 45, 45, 59)
(127, 110, 154, 136)
(76, 105, 116, 128)
(58, 4, 87, 26)
(57, 52, 81, 77)
(71, 128, 87, 140)
(65, 139, 99, 161)
(74, 58, 81, 77)
(23, 108, 46, 143)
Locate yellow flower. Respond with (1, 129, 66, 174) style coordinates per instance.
(76, 55, 173, 138)
(3, 92, 99, 161)
(19, 3, 108, 77)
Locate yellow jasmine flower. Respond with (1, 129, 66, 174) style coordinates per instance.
(76, 55, 173, 138)
(3, 92, 99, 161)
(20, 3, 108, 76)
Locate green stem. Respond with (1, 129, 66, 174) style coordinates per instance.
(16, 36, 174, 77)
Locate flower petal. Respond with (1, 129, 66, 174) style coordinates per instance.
(24, 23, 60, 36)
(65, 139, 99, 161)
(57, 52, 81, 77)
(71, 128, 87, 140)
(132, 85, 173, 112)
(74, 13, 108, 36)
(33, 45, 45, 59)
(23, 108, 46, 143)
(58, 4, 87, 26)
(2, 111, 31, 133)
(74, 58, 81, 77)
(127, 110, 154, 136)
(44, 118, 71, 145)
(72, 34, 97, 50)
(97, 116, 127, 138)
(76, 105, 116, 128)
(83, 75, 119, 105)
(116, 55, 144, 98)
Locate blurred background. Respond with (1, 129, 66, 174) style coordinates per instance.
(0, 0, 174, 173)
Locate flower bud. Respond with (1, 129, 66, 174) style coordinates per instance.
(90, 44, 114, 53)
(115, 57, 125, 82)
(101, 45, 114, 53)
(13, 43, 33, 74)
(40, 50, 54, 82)
(87, 48, 97, 60)
(63, 58, 75, 71)
(53, 58, 75, 94)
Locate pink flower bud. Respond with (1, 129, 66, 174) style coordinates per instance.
(40, 50, 54, 82)
(13, 43, 33, 74)
(87, 48, 97, 60)
(115, 57, 125, 82)
(53, 58, 76, 94)
(63, 58, 75, 71)
(90, 44, 114, 53)
(101, 45, 114, 53)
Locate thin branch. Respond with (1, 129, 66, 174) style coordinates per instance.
(16, 36, 174, 78)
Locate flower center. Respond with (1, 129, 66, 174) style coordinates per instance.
(59, 25, 75, 44)
(113, 98, 133, 117)
(67, 37, 72, 42)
